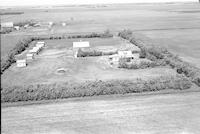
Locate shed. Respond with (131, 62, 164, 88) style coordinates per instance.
(26, 53, 34, 60)
(109, 54, 120, 63)
(73, 41, 90, 48)
(1, 22, 14, 28)
(62, 22, 66, 26)
(118, 51, 133, 58)
(37, 41, 45, 46)
(36, 43, 44, 48)
(16, 59, 26, 67)
(29, 47, 40, 54)
(14, 26, 20, 30)
(132, 53, 140, 59)
(24, 24, 29, 29)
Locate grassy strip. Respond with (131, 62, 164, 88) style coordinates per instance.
(118, 29, 200, 86)
(1, 75, 192, 102)
(1, 31, 113, 74)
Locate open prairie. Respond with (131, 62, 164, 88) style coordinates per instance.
(1, 3, 200, 67)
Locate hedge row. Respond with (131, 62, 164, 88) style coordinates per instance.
(118, 58, 167, 69)
(1, 31, 114, 74)
(1, 37, 34, 73)
(1, 74, 192, 102)
(118, 29, 200, 86)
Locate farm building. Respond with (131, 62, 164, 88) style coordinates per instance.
(29, 47, 40, 54)
(73, 41, 90, 58)
(24, 24, 29, 29)
(14, 26, 20, 30)
(118, 51, 133, 58)
(73, 41, 90, 48)
(109, 54, 120, 64)
(26, 53, 34, 60)
(1, 22, 14, 28)
(37, 41, 45, 46)
(16, 60, 26, 67)
(62, 22, 66, 26)
(132, 53, 140, 59)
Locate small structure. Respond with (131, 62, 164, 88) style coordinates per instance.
(29, 47, 40, 54)
(62, 22, 66, 26)
(73, 41, 90, 48)
(109, 54, 120, 64)
(118, 51, 133, 58)
(26, 53, 34, 60)
(14, 26, 20, 30)
(16, 59, 26, 67)
(73, 41, 90, 58)
(49, 22, 53, 26)
(132, 53, 140, 59)
(1, 22, 13, 28)
(24, 24, 29, 29)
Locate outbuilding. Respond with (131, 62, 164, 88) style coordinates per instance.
(62, 22, 66, 26)
(73, 41, 90, 58)
(26, 53, 34, 60)
(14, 26, 20, 30)
(16, 59, 26, 67)
(118, 51, 133, 58)
(1, 22, 14, 28)
(109, 54, 120, 64)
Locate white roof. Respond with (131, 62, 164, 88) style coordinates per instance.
(118, 51, 133, 57)
(1, 22, 13, 27)
(36, 43, 44, 47)
(109, 54, 119, 58)
(73, 41, 90, 48)
(27, 53, 34, 56)
(37, 41, 45, 44)
(16, 59, 26, 63)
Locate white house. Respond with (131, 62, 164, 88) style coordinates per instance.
(14, 26, 20, 30)
(37, 41, 45, 46)
(16, 59, 26, 67)
(26, 53, 34, 60)
(1, 22, 14, 28)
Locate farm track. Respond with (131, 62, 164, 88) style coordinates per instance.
(2, 91, 200, 134)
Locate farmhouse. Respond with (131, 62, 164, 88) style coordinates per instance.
(1, 22, 14, 28)
(16, 60, 26, 67)
(73, 41, 90, 58)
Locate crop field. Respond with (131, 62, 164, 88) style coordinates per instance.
(1, 37, 177, 88)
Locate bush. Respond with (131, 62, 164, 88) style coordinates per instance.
(1, 74, 192, 102)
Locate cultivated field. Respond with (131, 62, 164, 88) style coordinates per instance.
(2, 91, 200, 134)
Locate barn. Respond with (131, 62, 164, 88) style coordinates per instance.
(73, 41, 90, 58)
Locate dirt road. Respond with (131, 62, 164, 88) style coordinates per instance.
(2, 91, 200, 134)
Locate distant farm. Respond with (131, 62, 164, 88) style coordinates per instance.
(1, 3, 200, 102)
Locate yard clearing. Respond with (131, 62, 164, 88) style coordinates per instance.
(2, 90, 200, 134)
(1, 37, 176, 87)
